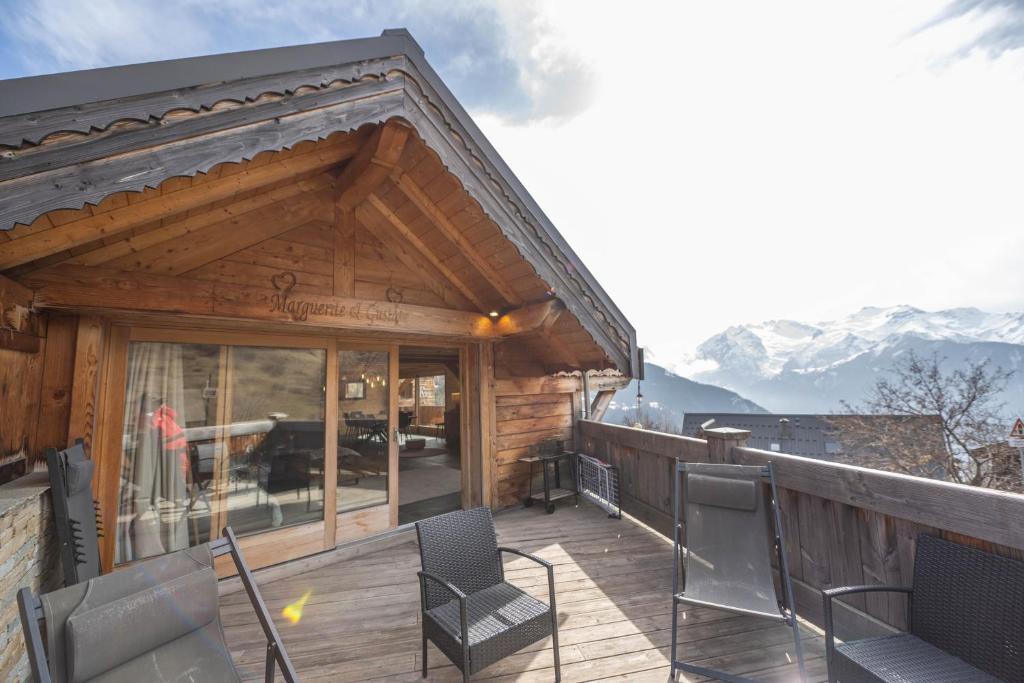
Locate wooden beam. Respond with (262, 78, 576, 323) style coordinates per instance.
(494, 299, 564, 336)
(107, 189, 334, 275)
(336, 120, 411, 211)
(0, 139, 363, 271)
(333, 206, 356, 297)
(24, 264, 497, 339)
(364, 193, 489, 312)
(354, 200, 473, 310)
(66, 316, 104, 450)
(590, 389, 616, 422)
(0, 272, 40, 351)
(392, 172, 522, 307)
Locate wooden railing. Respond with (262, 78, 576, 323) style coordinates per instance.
(577, 419, 1024, 637)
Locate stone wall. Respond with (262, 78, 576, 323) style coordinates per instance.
(0, 473, 62, 682)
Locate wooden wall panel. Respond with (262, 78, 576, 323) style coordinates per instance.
(32, 314, 79, 458)
(0, 339, 45, 470)
(492, 377, 577, 509)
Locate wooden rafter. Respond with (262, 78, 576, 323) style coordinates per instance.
(336, 120, 411, 211)
(105, 189, 334, 275)
(391, 171, 522, 307)
(0, 137, 365, 272)
(363, 193, 489, 312)
(62, 174, 333, 270)
(354, 200, 474, 311)
(590, 390, 616, 422)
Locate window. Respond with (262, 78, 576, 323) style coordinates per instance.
(115, 341, 326, 564)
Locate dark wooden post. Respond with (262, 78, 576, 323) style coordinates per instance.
(703, 427, 751, 464)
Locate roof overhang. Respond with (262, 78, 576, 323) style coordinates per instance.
(0, 29, 638, 376)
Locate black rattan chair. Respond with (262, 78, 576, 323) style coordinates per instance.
(415, 507, 561, 682)
(17, 527, 297, 683)
(823, 533, 1024, 683)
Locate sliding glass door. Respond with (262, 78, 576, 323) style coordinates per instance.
(112, 331, 397, 567)
(115, 339, 327, 564)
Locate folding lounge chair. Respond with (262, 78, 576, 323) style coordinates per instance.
(416, 507, 561, 682)
(17, 527, 298, 683)
(46, 440, 101, 585)
(670, 462, 807, 683)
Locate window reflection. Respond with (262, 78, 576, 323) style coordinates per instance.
(116, 342, 327, 564)
(117, 342, 221, 563)
(225, 346, 326, 536)
(338, 350, 389, 513)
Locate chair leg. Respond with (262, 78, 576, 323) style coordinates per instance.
(421, 632, 428, 678)
(550, 607, 562, 682)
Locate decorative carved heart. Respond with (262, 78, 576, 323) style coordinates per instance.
(386, 286, 404, 303)
(271, 271, 297, 292)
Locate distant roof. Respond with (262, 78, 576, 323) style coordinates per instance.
(683, 412, 947, 476)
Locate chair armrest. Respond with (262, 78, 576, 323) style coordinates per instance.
(220, 527, 298, 683)
(498, 547, 557, 614)
(418, 571, 469, 644)
(417, 571, 468, 602)
(497, 546, 552, 569)
(822, 585, 913, 665)
(823, 585, 912, 601)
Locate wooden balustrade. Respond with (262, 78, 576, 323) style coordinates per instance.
(577, 419, 1024, 638)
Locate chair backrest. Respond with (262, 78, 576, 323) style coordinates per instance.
(911, 534, 1024, 683)
(416, 507, 503, 610)
(46, 441, 100, 585)
(34, 543, 226, 683)
(680, 462, 783, 620)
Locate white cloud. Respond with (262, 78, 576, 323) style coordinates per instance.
(472, 1, 1024, 361)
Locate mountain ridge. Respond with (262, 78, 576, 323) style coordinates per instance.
(685, 305, 1024, 414)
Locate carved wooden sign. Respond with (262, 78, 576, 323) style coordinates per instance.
(268, 271, 406, 326)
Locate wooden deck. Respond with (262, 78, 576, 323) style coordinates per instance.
(221, 503, 827, 682)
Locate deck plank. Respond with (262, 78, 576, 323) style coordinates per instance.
(222, 503, 826, 682)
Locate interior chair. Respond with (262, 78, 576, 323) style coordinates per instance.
(416, 507, 561, 682)
(45, 440, 101, 585)
(671, 461, 807, 683)
(17, 527, 298, 683)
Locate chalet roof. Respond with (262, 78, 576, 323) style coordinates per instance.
(0, 29, 637, 375)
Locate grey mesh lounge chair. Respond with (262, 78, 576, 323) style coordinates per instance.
(17, 527, 298, 683)
(46, 440, 101, 585)
(416, 507, 561, 682)
(671, 462, 807, 683)
(823, 533, 1024, 683)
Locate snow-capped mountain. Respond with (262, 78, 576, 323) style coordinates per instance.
(689, 306, 1024, 414)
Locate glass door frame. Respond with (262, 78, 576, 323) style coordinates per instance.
(96, 325, 346, 572)
(94, 324, 481, 573)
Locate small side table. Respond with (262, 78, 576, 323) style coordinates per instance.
(519, 451, 578, 514)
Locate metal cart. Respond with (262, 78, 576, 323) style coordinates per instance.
(519, 442, 578, 514)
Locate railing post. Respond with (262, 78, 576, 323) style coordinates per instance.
(703, 427, 750, 464)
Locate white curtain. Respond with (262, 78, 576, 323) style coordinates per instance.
(116, 342, 190, 563)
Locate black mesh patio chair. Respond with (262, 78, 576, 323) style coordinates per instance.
(17, 527, 298, 683)
(46, 440, 101, 585)
(671, 461, 807, 682)
(823, 533, 1024, 683)
(416, 507, 561, 682)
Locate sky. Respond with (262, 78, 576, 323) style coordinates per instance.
(2, 0, 1023, 366)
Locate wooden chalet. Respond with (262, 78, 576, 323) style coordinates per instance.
(0, 30, 637, 573)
